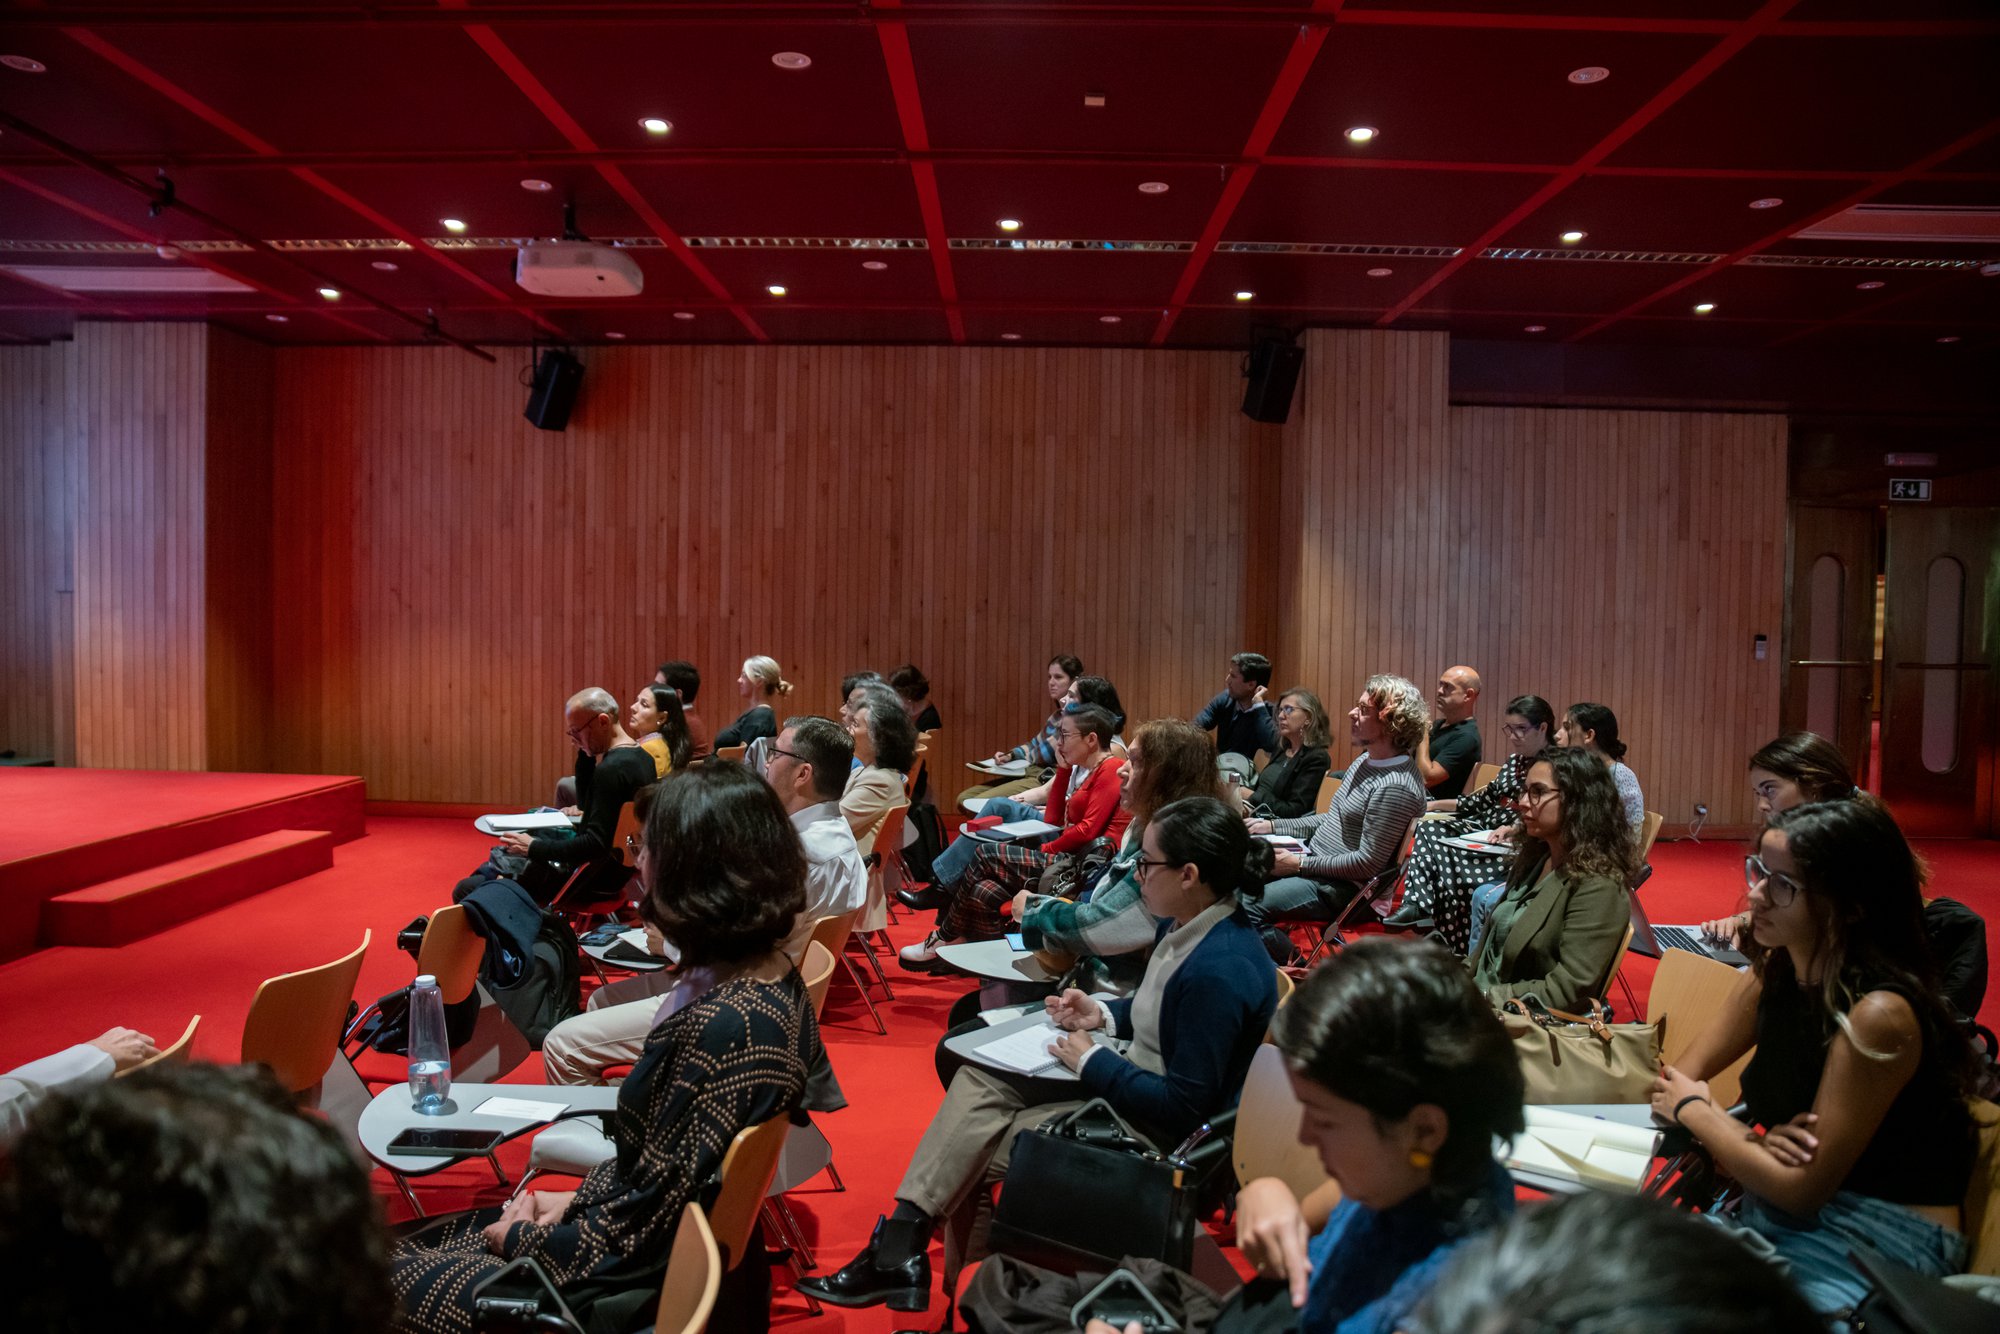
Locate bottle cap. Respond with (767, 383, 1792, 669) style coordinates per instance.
(415, 974, 436, 986)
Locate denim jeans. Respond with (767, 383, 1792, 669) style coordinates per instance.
(1728, 1191, 1968, 1327)
(933, 798, 1047, 888)
(1464, 880, 1507, 960)
(1244, 875, 1359, 963)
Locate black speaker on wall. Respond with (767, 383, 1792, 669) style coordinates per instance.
(1241, 335, 1304, 424)
(524, 349, 585, 432)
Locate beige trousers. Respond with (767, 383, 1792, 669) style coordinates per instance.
(539, 971, 674, 1085)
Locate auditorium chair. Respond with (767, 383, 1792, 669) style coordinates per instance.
(341, 906, 490, 1086)
(1313, 773, 1342, 815)
(240, 931, 371, 1100)
(1272, 860, 1403, 972)
(1612, 810, 1667, 1014)
(656, 1203, 722, 1334)
(1470, 761, 1503, 793)
(716, 744, 748, 763)
(116, 1014, 200, 1076)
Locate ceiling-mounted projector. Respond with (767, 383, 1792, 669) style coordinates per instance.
(515, 241, 643, 297)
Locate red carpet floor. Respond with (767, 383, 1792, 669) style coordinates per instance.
(2, 815, 1997, 1331)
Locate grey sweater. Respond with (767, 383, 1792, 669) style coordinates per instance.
(1273, 754, 1427, 883)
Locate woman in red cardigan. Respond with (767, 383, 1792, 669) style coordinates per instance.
(900, 705, 1129, 969)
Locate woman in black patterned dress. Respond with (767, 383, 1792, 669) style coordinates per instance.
(391, 764, 821, 1334)
(1386, 695, 1554, 954)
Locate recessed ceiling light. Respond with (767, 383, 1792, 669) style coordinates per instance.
(1749, 197, 1784, 210)
(1560, 230, 1587, 244)
(1366, 267, 1393, 277)
(1855, 280, 1885, 290)
(673, 311, 695, 320)
(1523, 324, 1547, 333)
(317, 287, 342, 300)
(1001, 333, 1022, 340)
(1099, 315, 1122, 324)
(997, 218, 1022, 232)
(1567, 66, 1610, 84)
(1344, 126, 1377, 144)
(265, 314, 289, 323)
(1083, 93, 1107, 108)
(520, 178, 553, 193)
(1693, 302, 1716, 314)
(640, 117, 672, 135)
(766, 284, 787, 296)
(0, 55, 47, 74)
(771, 51, 812, 70)
(1937, 335, 1962, 344)
(861, 260, 887, 271)
(439, 218, 467, 233)
(1235, 291, 1254, 302)
(1137, 181, 1170, 195)
(605, 331, 625, 339)
(371, 260, 399, 272)
(154, 244, 182, 260)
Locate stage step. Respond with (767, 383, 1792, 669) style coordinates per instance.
(41, 829, 337, 947)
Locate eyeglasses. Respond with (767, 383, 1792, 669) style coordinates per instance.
(1502, 723, 1536, 738)
(1517, 783, 1559, 806)
(1277, 704, 1299, 716)
(766, 744, 805, 764)
(1743, 855, 1801, 907)
(1134, 857, 1174, 876)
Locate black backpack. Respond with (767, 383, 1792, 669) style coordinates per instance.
(484, 909, 583, 1049)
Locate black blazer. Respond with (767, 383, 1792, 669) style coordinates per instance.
(1251, 744, 1332, 819)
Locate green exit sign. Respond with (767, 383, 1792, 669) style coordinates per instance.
(1889, 478, 1932, 502)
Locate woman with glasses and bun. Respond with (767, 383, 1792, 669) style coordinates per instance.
(1652, 798, 1977, 1322)
(1384, 695, 1556, 953)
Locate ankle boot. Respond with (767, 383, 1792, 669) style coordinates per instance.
(795, 1214, 930, 1311)
(1381, 901, 1431, 929)
(897, 883, 950, 912)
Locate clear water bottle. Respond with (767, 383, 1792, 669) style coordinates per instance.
(407, 973, 452, 1115)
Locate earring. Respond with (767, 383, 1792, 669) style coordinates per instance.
(1407, 1149, 1433, 1170)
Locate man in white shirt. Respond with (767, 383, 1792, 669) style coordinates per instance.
(541, 716, 866, 1085)
(1, 1027, 156, 1148)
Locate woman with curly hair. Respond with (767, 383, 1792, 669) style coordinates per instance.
(1385, 694, 1555, 952)
(1468, 745, 1636, 1011)
(1242, 675, 1431, 963)
(389, 763, 822, 1333)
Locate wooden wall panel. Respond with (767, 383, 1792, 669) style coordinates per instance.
(204, 329, 276, 773)
(269, 344, 1278, 804)
(1276, 329, 1786, 829)
(68, 323, 209, 771)
(0, 344, 71, 762)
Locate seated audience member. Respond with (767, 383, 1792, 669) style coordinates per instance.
(901, 704, 1129, 966)
(838, 670, 884, 730)
(714, 654, 793, 749)
(1385, 694, 1556, 949)
(1414, 665, 1483, 799)
(889, 662, 941, 732)
(1240, 686, 1333, 819)
(800, 796, 1277, 1311)
(1467, 747, 1634, 1010)
(0, 1026, 157, 1148)
(1004, 677, 1133, 814)
(1556, 701, 1644, 829)
(654, 659, 712, 761)
(628, 683, 692, 777)
(484, 687, 655, 904)
(1652, 798, 1978, 1323)
(959, 654, 1085, 807)
(1195, 650, 1278, 764)
(1243, 675, 1429, 962)
(544, 723, 864, 1087)
(1, 1061, 394, 1332)
(1186, 937, 1523, 1334)
(396, 764, 822, 1332)
(1700, 731, 1990, 1021)
(844, 682, 918, 857)
(1403, 1193, 1823, 1334)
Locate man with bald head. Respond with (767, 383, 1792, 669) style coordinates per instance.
(498, 686, 656, 903)
(1415, 665, 1484, 799)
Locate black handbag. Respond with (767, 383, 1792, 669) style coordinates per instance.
(988, 1099, 1201, 1275)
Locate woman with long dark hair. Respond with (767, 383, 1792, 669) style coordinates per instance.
(1556, 701, 1644, 829)
(1466, 746, 1635, 1011)
(1653, 799, 1977, 1321)
(627, 683, 692, 776)
(1700, 731, 1858, 946)
(1385, 694, 1556, 952)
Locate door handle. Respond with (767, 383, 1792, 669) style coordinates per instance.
(1788, 659, 1873, 667)
(1888, 662, 1991, 671)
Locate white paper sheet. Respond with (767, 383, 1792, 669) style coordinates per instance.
(473, 1096, 568, 1123)
(1505, 1107, 1658, 1193)
(485, 811, 574, 831)
(975, 1021, 1067, 1074)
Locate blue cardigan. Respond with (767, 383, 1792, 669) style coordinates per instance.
(1076, 910, 1278, 1142)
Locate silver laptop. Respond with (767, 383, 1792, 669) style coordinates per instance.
(1627, 892, 1748, 967)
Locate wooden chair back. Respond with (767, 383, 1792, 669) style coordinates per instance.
(1313, 774, 1342, 815)
(1964, 1099, 2000, 1276)
(1595, 918, 1637, 1002)
(1233, 1044, 1334, 1204)
(1646, 948, 1753, 1107)
(241, 932, 371, 1095)
(655, 1202, 722, 1334)
(716, 744, 747, 763)
(416, 905, 486, 1006)
(118, 1014, 201, 1077)
(611, 801, 642, 869)
(1273, 968, 1295, 1010)
(1470, 761, 1502, 793)
(1634, 811, 1665, 871)
(904, 746, 928, 801)
(806, 907, 864, 965)
(801, 941, 838, 1018)
(710, 1114, 792, 1270)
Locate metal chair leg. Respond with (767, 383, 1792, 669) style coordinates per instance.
(824, 1157, 846, 1192)
(838, 954, 888, 1035)
(853, 931, 896, 1000)
(508, 1167, 547, 1202)
(394, 1173, 425, 1217)
(486, 1152, 510, 1187)
(1615, 969, 1639, 1020)
(771, 1195, 817, 1271)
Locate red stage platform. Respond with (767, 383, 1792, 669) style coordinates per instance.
(0, 769, 365, 961)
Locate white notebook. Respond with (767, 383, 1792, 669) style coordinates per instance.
(1505, 1107, 1658, 1193)
(975, 1021, 1068, 1074)
(485, 810, 574, 831)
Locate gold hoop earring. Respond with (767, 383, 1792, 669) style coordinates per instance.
(1407, 1149, 1433, 1170)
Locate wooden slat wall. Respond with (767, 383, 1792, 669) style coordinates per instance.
(204, 329, 276, 774)
(67, 323, 210, 771)
(0, 344, 71, 761)
(1276, 329, 1787, 828)
(268, 344, 1277, 805)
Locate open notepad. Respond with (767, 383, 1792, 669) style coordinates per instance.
(484, 810, 575, 832)
(1505, 1107, 1658, 1193)
(974, 1021, 1068, 1074)
(969, 819, 1061, 841)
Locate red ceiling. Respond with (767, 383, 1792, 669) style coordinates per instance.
(0, 2, 1993, 354)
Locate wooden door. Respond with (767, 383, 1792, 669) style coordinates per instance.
(1783, 506, 1878, 782)
(1879, 507, 1999, 836)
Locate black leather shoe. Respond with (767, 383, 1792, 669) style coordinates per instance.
(795, 1215, 931, 1311)
(1381, 901, 1430, 929)
(896, 884, 950, 912)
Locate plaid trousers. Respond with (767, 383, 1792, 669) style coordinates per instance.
(941, 835, 1113, 942)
